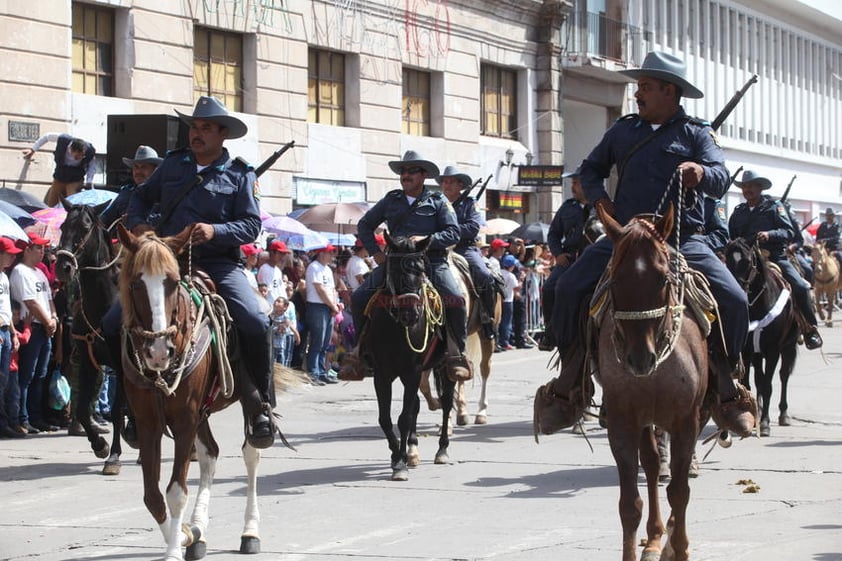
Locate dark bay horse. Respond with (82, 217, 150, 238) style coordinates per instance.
(597, 205, 708, 561)
(116, 224, 269, 560)
(55, 199, 128, 475)
(724, 238, 798, 436)
(364, 234, 454, 480)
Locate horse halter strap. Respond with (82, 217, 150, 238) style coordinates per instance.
(383, 250, 443, 353)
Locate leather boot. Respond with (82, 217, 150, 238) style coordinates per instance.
(533, 344, 589, 435)
(242, 329, 275, 449)
(446, 354, 473, 382)
(710, 353, 756, 438)
(804, 325, 823, 350)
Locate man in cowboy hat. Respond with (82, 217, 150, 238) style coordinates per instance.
(540, 166, 593, 351)
(340, 150, 471, 382)
(438, 165, 498, 341)
(816, 207, 841, 253)
(535, 51, 755, 438)
(99, 145, 163, 231)
(101, 96, 277, 449)
(729, 170, 823, 350)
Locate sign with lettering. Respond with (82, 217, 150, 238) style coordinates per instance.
(8, 120, 40, 143)
(293, 177, 366, 205)
(517, 165, 564, 187)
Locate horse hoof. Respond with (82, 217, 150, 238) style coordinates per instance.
(185, 540, 207, 560)
(641, 549, 662, 561)
(240, 535, 261, 554)
(94, 438, 110, 459)
(101, 460, 121, 476)
(759, 421, 771, 437)
(434, 451, 449, 465)
(474, 414, 487, 425)
(427, 399, 441, 411)
(391, 468, 409, 481)
(779, 413, 792, 426)
(456, 414, 469, 426)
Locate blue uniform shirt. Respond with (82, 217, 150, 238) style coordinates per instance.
(581, 108, 730, 228)
(453, 197, 482, 250)
(728, 195, 793, 258)
(703, 197, 729, 253)
(126, 147, 261, 262)
(816, 222, 840, 250)
(547, 198, 591, 257)
(356, 187, 460, 258)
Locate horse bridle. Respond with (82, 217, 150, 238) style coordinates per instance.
(382, 250, 442, 353)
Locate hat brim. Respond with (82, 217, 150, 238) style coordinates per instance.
(734, 178, 772, 190)
(437, 173, 472, 187)
(388, 159, 440, 178)
(175, 109, 248, 140)
(618, 68, 704, 99)
(123, 156, 164, 168)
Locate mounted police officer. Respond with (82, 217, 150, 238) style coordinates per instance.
(535, 51, 755, 438)
(539, 166, 592, 351)
(341, 151, 471, 382)
(816, 208, 842, 264)
(101, 96, 276, 449)
(438, 165, 497, 341)
(703, 196, 730, 256)
(99, 145, 163, 233)
(728, 170, 823, 350)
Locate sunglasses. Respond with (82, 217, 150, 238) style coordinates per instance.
(399, 167, 425, 175)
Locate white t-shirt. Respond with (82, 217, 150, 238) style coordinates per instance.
(501, 269, 518, 303)
(257, 263, 286, 305)
(10, 264, 52, 322)
(0, 272, 11, 326)
(305, 260, 335, 305)
(345, 254, 369, 291)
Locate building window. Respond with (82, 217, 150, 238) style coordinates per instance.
(402, 69, 430, 136)
(481, 64, 517, 139)
(194, 27, 243, 112)
(308, 49, 345, 126)
(72, 3, 114, 96)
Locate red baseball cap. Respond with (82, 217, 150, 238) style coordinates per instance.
(240, 243, 259, 257)
(0, 237, 23, 254)
(374, 234, 386, 246)
(269, 240, 291, 253)
(18, 232, 50, 249)
(313, 243, 336, 253)
(490, 238, 510, 250)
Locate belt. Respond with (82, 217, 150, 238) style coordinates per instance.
(679, 225, 705, 237)
(0, 325, 8, 331)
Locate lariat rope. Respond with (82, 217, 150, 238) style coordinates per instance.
(404, 281, 444, 353)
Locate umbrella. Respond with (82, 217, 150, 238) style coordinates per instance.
(0, 200, 36, 227)
(30, 207, 67, 245)
(282, 231, 332, 252)
(0, 211, 29, 241)
(0, 187, 47, 213)
(509, 222, 550, 243)
(293, 202, 371, 234)
(315, 231, 357, 246)
(65, 188, 118, 207)
(261, 215, 331, 251)
(481, 217, 520, 236)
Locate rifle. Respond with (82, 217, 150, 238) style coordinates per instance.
(711, 74, 758, 131)
(727, 165, 744, 188)
(455, 174, 492, 206)
(800, 217, 817, 232)
(254, 140, 296, 177)
(780, 174, 797, 203)
(473, 174, 493, 204)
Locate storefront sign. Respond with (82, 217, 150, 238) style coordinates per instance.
(8, 120, 40, 143)
(517, 165, 564, 186)
(293, 177, 366, 205)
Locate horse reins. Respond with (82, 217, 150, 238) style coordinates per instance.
(383, 250, 443, 353)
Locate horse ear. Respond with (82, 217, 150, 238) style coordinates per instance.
(167, 224, 194, 254)
(656, 203, 675, 240)
(414, 235, 431, 253)
(116, 223, 138, 252)
(93, 200, 111, 215)
(597, 202, 623, 242)
(59, 195, 72, 212)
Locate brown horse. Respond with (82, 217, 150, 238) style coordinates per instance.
(811, 242, 841, 326)
(596, 205, 708, 561)
(420, 252, 500, 426)
(116, 224, 273, 561)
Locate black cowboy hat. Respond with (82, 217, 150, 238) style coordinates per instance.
(387, 150, 439, 178)
(734, 169, 772, 190)
(175, 96, 248, 139)
(562, 166, 581, 179)
(436, 165, 472, 188)
(619, 51, 704, 99)
(122, 145, 163, 168)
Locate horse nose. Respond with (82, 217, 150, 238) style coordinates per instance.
(626, 350, 657, 377)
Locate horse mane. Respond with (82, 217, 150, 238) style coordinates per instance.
(119, 233, 181, 326)
(611, 217, 668, 267)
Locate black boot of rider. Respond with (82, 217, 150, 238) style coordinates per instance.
(243, 329, 275, 449)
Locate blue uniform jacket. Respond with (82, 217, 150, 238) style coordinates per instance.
(703, 197, 729, 253)
(453, 197, 482, 250)
(581, 108, 730, 228)
(728, 195, 793, 258)
(126, 147, 261, 262)
(99, 183, 135, 229)
(547, 198, 590, 257)
(816, 222, 840, 250)
(356, 187, 460, 258)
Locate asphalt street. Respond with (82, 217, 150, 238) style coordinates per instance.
(2, 327, 841, 561)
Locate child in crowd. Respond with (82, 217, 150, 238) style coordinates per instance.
(498, 255, 520, 351)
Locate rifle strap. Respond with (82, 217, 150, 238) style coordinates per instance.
(388, 190, 431, 235)
(615, 117, 689, 200)
(156, 158, 232, 234)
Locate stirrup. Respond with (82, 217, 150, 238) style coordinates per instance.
(446, 355, 473, 382)
(246, 403, 275, 449)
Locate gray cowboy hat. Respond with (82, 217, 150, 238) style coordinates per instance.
(175, 96, 248, 139)
(436, 165, 472, 188)
(734, 169, 773, 190)
(618, 51, 704, 99)
(122, 145, 163, 168)
(387, 150, 440, 178)
(826, 207, 836, 216)
(562, 166, 581, 179)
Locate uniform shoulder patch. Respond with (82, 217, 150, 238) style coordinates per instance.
(616, 113, 637, 122)
(716, 204, 727, 221)
(775, 202, 787, 217)
(386, 189, 403, 198)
